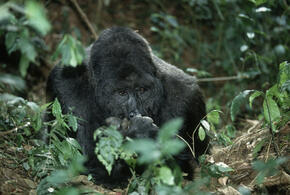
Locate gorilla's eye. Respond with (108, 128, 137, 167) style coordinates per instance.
(118, 90, 127, 96)
(136, 87, 146, 94)
(139, 87, 146, 93)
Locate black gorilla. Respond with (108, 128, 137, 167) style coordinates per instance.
(46, 27, 209, 186)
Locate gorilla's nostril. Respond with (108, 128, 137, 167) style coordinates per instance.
(129, 112, 135, 118)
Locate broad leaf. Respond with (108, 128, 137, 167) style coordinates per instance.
(263, 97, 280, 123)
(159, 166, 174, 185)
(158, 118, 183, 144)
(207, 110, 222, 125)
(249, 90, 263, 108)
(25, 0, 51, 36)
(19, 55, 30, 77)
(162, 140, 185, 156)
(68, 114, 78, 132)
(278, 61, 290, 88)
(125, 139, 160, 164)
(198, 125, 206, 141)
(52, 98, 62, 119)
(231, 90, 254, 121)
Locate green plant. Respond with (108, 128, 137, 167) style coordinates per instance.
(52, 34, 85, 67)
(0, 0, 51, 77)
(252, 157, 288, 184)
(231, 61, 289, 132)
(29, 98, 82, 177)
(94, 125, 135, 175)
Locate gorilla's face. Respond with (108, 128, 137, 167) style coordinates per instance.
(89, 30, 164, 122)
(96, 67, 164, 121)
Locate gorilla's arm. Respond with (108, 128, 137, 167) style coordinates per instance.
(153, 55, 209, 158)
(46, 64, 99, 158)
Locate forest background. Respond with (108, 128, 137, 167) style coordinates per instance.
(0, 0, 289, 194)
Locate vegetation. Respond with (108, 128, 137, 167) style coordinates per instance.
(0, 0, 289, 194)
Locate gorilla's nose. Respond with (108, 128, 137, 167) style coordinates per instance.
(129, 111, 141, 118)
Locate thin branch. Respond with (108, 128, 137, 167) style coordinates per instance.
(197, 75, 249, 82)
(264, 97, 281, 157)
(176, 134, 195, 159)
(0, 122, 30, 136)
(69, 0, 98, 40)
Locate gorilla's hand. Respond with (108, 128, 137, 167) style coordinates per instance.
(125, 116, 159, 139)
(105, 117, 130, 130)
(106, 116, 158, 139)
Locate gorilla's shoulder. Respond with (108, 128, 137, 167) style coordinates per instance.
(152, 54, 203, 121)
(49, 64, 87, 80)
(152, 55, 198, 94)
(46, 64, 92, 113)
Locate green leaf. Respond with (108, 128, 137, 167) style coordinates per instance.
(281, 80, 290, 93)
(207, 110, 222, 125)
(125, 139, 161, 164)
(198, 125, 206, 141)
(61, 44, 72, 65)
(32, 113, 42, 132)
(162, 140, 185, 156)
(70, 47, 78, 67)
(52, 35, 85, 67)
(231, 90, 254, 121)
(18, 34, 37, 62)
(158, 118, 183, 144)
(0, 73, 26, 92)
(19, 55, 30, 77)
(252, 138, 266, 158)
(94, 127, 124, 174)
(216, 162, 234, 173)
(25, 0, 51, 36)
(249, 90, 263, 108)
(159, 166, 174, 185)
(65, 138, 81, 150)
(252, 157, 288, 184)
(263, 97, 280, 123)
(68, 115, 78, 132)
(200, 120, 210, 131)
(52, 98, 62, 119)
(5, 32, 17, 50)
(278, 61, 290, 89)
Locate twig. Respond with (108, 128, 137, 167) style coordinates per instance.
(264, 97, 281, 157)
(176, 134, 195, 159)
(197, 75, 249, 82)
(69, 0, 98, 40)
(265, 136, 272, 162)
(0, 122, 30, 136)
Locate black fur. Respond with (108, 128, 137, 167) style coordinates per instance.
(46, 27, 209, 187)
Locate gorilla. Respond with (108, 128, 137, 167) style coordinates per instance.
(46, 27, 209, 186)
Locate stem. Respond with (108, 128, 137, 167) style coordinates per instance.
(264, 97, 281, 156)
(69, 0, 98, 40)
(0, 122, 30, 136)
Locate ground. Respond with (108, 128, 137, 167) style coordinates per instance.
(1, 117, 289, 194)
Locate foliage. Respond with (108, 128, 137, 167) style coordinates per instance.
(37, 156, 86, 195)
(252, 157, 288, 184)
(146, 0, 290, 124)
(0, 0, 289, 194)
(199, 155, 234, 178)
(0, 1, 51, 77)
(0, 73, 26, 94)
(52, 34, 85, 67)
(94, 125, 135, 175)
(94, 118, 210, 194)
(0, 93, 40, 137)
(29, 98, 82, 178)
(231, 61, 289, 131)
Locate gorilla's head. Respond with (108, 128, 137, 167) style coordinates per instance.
(89, 27, 164, 121)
